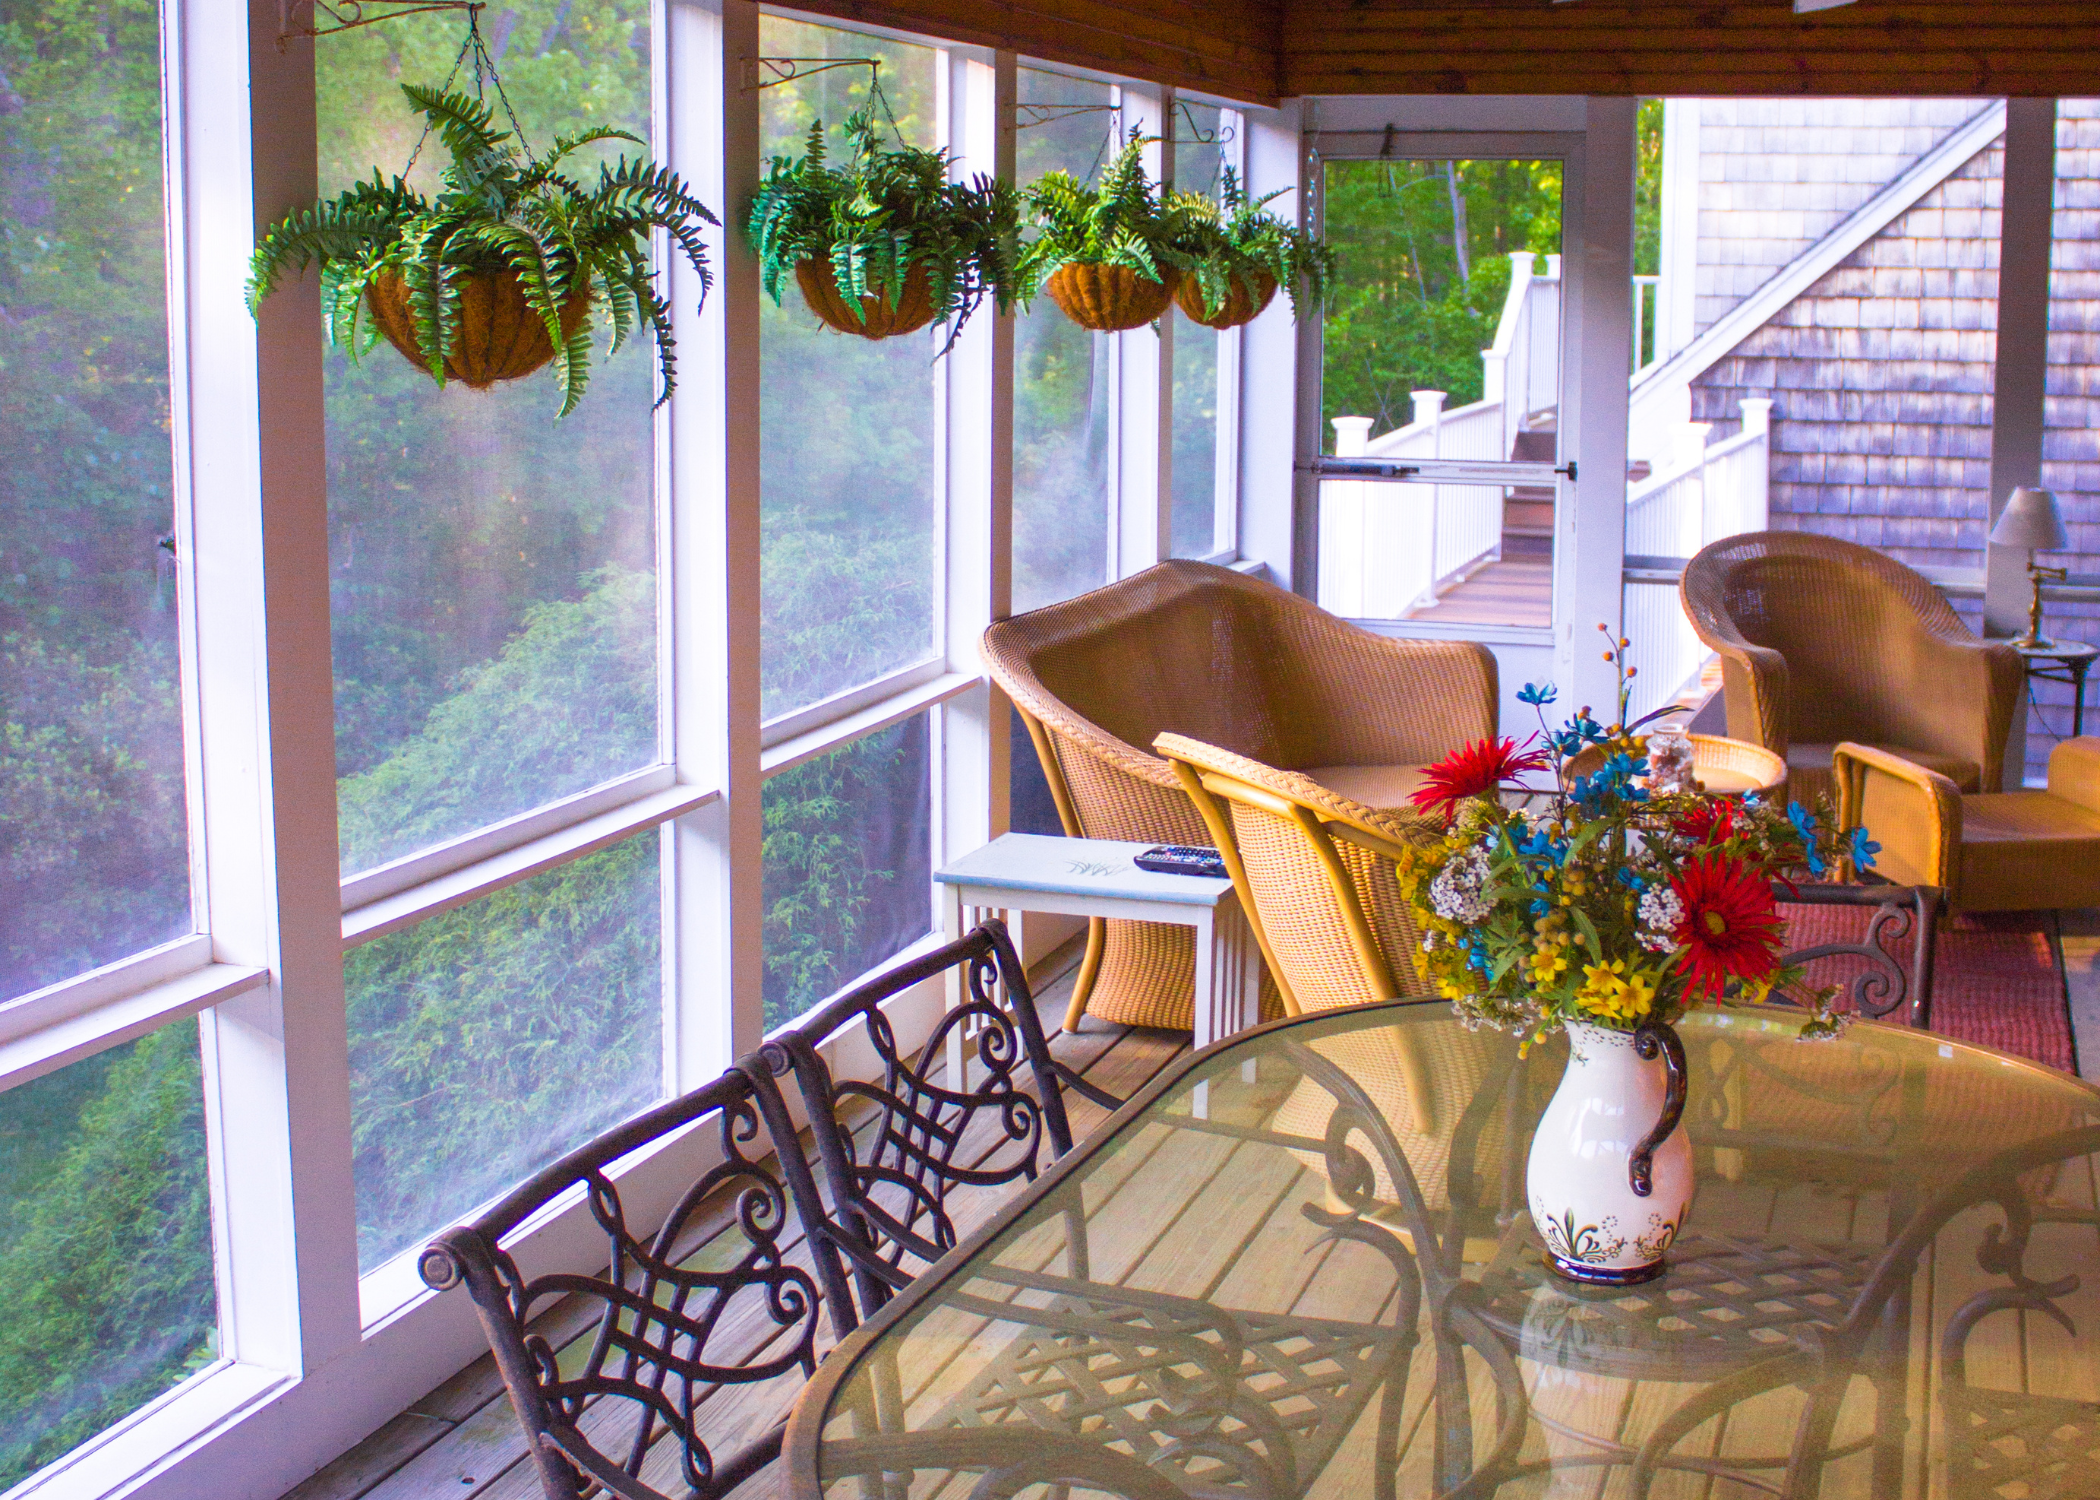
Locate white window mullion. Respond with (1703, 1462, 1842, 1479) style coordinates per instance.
(938, 49, 1017, 869)
(179, 0, 359, 1378)
(1243, 100, 1308, 590)
(1115, 81, 1170, 578)
(666, 0, 764, 1088)
(1210, 109, 1248, 560)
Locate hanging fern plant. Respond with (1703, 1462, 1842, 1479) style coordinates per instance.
(1018, 127, 1194, 333)
(246, 84, 717, 417)
(748, 109, 1021, 344)
(1172, 166, 1337, 330)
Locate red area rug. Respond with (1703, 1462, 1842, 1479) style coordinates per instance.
(1777, 903, 2074, 1073)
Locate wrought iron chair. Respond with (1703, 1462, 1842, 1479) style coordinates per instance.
(418, 1068, 836, 1500)
(752, 919, 1120, 1322)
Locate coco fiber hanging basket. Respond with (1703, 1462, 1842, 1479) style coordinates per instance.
(1175, 270, 1277, 331)
(794, 260, 937, 339)
(365, 268, 593, 388)
(1043, 263, 1180, 333)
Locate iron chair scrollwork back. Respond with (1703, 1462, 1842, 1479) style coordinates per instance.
(418, 1068, 833, 1500)
(752, 919, 1116, 1322)
(1774, 879, 1942, 1027)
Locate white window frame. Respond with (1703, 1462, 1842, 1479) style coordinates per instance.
(0, 5, 1262, 1499)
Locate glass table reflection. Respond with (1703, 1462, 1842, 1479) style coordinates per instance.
(783, 1002, 2100, 1500)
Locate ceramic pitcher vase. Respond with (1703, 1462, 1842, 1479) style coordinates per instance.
(1526, 1019, 1692, 1285)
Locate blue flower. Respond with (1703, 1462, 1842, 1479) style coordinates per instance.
(1517, 826, 1567, 865)
(1788, 802, 1818, 841)
(1517, 682, 1559, 707)
(1742, 792, 1763, 810)
(1850, 827, 1881, 870)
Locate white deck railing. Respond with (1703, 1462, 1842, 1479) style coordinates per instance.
(1622, 399, 1772, 722)
(1318, 253, 1561, 620)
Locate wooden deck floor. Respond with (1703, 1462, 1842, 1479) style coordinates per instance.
(1408, 556, 1553, 628)
(279, 961, 1191, 1500)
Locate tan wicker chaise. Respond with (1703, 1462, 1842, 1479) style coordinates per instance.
(981, 561, 1496, 1033)
(1680, 532, 2023, 805)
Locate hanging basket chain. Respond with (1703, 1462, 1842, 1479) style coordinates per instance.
(401, 4, 533, 179)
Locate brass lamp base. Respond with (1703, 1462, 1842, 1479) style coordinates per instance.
(2017, 563, 2070, 651)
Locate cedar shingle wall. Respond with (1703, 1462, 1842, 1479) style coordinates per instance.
(1691, 100, 1988, 337)
(2039, 99, 2100, 769)
(1692, 140, 2003, 572)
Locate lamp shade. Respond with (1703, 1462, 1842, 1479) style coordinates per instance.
(1990, 486, 2070, 551)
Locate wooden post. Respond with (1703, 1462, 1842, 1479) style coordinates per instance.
(1985, 98, 2059, 787)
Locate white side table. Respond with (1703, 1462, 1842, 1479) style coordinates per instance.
(934, 833, 1263, 1052)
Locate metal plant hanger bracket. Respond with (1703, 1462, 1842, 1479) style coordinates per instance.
(746, 56, 884, 92)
(278, 0, 482, 45)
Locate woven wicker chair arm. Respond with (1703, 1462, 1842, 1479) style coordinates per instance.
(1832, 741, 1960, 895)
(2047, 737, 2100, 817)
(1896, 631, 2024, 789)
(1712, 639, 1790, 755)
(1154, 733, 1439, 846)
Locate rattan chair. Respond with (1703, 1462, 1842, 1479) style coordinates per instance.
(982, 560, 1496, 1033)
(1833, 738, 2100, 914)
(1680, 532, 2023, 805)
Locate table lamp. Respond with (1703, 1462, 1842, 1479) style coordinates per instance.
(1990, 486, 2070, 649)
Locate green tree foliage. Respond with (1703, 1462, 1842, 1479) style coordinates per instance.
(0, 1023, 214, 1493)
(337, 567, 657, 871)
(760, 716, 931, 1028)
(1320, 157, 1561, 437)
(346, 834, 662, 1269)
(1320, 106, 1666, 442)
(0, 0, 190, 1000)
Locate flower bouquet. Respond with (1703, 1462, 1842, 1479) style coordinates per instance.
(1391, 629, 1878, 1284)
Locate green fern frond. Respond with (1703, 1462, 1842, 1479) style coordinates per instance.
(248, 82, 715, 416)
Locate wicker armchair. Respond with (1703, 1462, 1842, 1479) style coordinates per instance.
(1833, 738, 2100, 914)
(1680, 532, 2023, 805)
(982, 560, 1496, 1033)
(1157, 734, 1517, 1246)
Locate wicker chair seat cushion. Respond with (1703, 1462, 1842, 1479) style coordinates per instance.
(1955, 792, 2100, 912)
(1837, 739, 2100, 914)
(1788, 740, 1980, 807)
(1299, 763, 1431, 811)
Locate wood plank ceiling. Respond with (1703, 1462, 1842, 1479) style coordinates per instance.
(1284, 1, 2100, 99)
(781, 0, 2096, 106)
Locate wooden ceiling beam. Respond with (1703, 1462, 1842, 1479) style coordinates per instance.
(774, 0, 1285, 105)
(765, 0, 2089, 104)
(1283, 1, 2098, 97)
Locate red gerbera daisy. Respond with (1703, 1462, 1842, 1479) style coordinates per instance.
(1670, 854, 1783, 999)
(1409, 735, 1552, 819)
(1672, 798, 1736, 847)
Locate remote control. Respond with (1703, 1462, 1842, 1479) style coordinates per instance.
(1134, 845, 1229, 879)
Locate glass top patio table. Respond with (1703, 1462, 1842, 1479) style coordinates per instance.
(783, 1001, 2100, 1500)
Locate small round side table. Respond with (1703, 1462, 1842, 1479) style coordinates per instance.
(2014, 638, 2099, 737)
